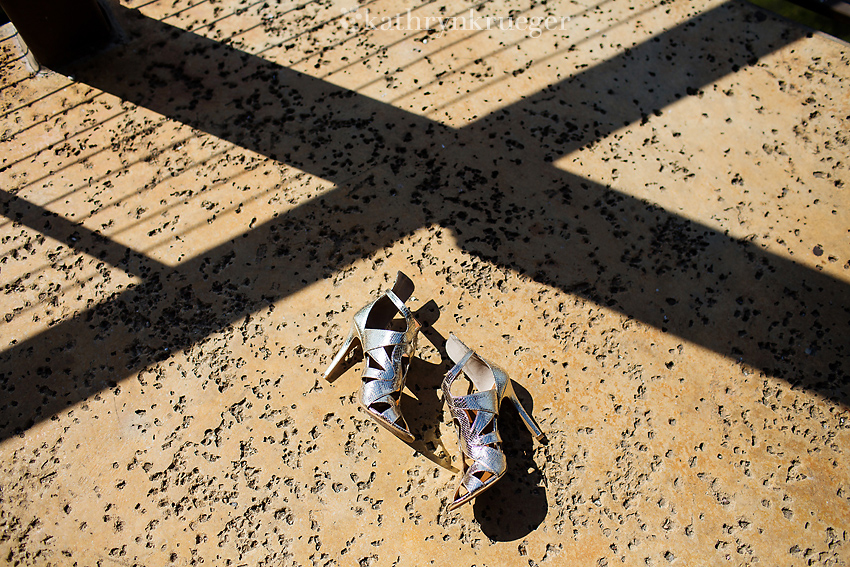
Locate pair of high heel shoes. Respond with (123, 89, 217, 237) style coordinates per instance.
(323, 272, 544, 511)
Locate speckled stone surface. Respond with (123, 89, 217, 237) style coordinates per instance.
(1, 0, 849, 564)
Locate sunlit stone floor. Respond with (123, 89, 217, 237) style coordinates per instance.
(0, 0, 848, 564)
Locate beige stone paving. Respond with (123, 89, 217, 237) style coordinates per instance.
(0, 0, 849, 564)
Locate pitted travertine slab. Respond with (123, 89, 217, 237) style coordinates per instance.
(0, 0, 848, 564)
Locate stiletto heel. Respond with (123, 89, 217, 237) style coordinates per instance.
(323, 271, 421, 443)
(323, 327, 359, 383)
(505, 381, 545, 440)
(442, 334, 544, 511)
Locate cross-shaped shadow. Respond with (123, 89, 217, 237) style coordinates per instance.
(1, 1, 846, 448)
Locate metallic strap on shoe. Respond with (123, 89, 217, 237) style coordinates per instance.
(357, 289, 420, 433)
(442, 348, 507, 503)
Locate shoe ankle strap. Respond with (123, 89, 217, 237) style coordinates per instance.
(442, 347, 474, 393)
(446, 387, 498, 413)
(385, 289, 414, 322)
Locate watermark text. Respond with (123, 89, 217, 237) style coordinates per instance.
(342, 8, 572, 38)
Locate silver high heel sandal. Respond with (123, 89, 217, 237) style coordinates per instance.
(323, 271, 421, 443)
(442, 334, 544, 511)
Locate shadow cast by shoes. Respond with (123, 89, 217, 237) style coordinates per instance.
(401, 358, 456, 472)
(472, 381, 548, 541)
(400, 300, 458, 471)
